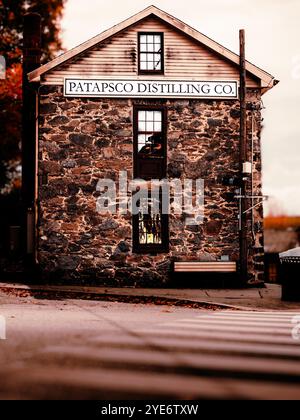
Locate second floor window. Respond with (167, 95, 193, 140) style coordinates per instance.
(138, 33, 164, 74)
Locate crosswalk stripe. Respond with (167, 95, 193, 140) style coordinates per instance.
(88, 334, 300, 359)
(136, 310, 300, 347)
(3, 365, 300, 400)
(156, 311, 299, 339)
(211, 311, 300, 315)
(198, 313, 300, 320)
(166, 319, 294, 328)
(138, 328, 299, 345)
(41, 345, 300, 381)
(197, 313, 299, 319)
(160, 322, 294, 335)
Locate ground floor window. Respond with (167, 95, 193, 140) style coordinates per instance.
(132, 194, 169, 253)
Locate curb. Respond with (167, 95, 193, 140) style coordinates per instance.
(0, 284, 246, 311)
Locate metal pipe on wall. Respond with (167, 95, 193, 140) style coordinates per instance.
(239, 29, 248, 284)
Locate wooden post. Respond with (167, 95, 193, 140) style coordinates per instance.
(239, 29, 248, 284)
(22, 13, 41, 264)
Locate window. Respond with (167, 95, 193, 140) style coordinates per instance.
(134, 106, 167, 180)
(133, 194, 169, 253)
(133, 106, 169, 253)
(138, 33, 164, 74)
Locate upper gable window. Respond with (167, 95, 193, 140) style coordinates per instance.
(138, 33, 164, 74)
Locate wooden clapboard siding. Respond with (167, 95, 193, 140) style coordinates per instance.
(42, 16, 259, 87)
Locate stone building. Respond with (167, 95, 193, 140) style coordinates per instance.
(26, 6, 277, 286)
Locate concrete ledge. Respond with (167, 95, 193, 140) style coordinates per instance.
(0, 282, 295, 311)
(0, 283, 250, 311)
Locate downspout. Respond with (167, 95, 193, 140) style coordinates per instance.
(239, 29, 248, 285)
(251, 109, 255, 242)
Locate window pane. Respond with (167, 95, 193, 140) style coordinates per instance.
(138, 121, 146, 131)
(138, 134, 146, 143)
(146, 53, 154, 62)
(147, 43, 154, 52)
(146, 111, 154, 121)
(140, 61, 147, 70)
(154, 35, 161, 44)
(154, 55, 161, 70)
(138, 111, 146, 121)
(147, 35, 154, 43)
(154, 45, 161, 53)
(140, 43, 147, 52)
(147, 62, 154, 70)
(154, 60, 161, 70)
(146, 121, 154, 132)
(154, 54, 161, 63)
(138, 134, 147, 152)
(140, 53, 147, 62)
(154, 111, 162, 122)
(154, 121, 162, 132)
(146, 133, 154, 143)
(140, 35, 147, 43)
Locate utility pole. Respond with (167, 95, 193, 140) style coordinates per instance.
(239, 29, 248, 285)
(22, 13, 41, 266)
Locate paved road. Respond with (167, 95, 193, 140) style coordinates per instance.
(0, 292, 300, 400)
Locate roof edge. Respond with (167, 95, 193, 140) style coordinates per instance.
(28, 5, 275, 87)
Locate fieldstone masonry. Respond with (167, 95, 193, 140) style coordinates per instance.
(38, 85, 264, 285)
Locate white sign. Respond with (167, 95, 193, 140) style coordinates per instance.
(64, 78, 238, 99)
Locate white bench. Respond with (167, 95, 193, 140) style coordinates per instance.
(174, 261, 237, 273)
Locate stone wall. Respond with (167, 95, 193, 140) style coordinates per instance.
(37, 85, 264, 285)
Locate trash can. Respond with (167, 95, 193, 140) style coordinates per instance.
(280, 253, 300, 302)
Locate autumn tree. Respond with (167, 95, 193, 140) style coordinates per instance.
(0, 0, 65, 66)
(0, 0, 66, 190)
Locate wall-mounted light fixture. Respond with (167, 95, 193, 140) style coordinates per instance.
(242, 161, 252, 176)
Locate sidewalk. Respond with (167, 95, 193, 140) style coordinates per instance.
(0, 282, 299, 311)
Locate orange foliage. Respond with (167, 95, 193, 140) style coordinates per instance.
(0, 63, 22, 101)
(264, 216, 300, 230)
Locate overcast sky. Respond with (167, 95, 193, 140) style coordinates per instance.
(61, 0, 300, 215)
